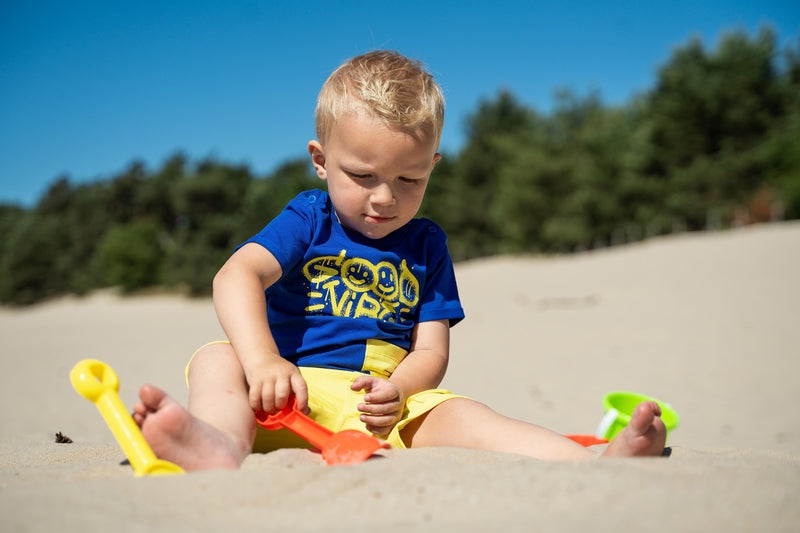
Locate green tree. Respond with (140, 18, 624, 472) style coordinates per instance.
(447, 90, 538, 259)
(0, 212, 69, 304)
(92, 219, 165, 292)
(758, 35, 800, 218)
(239, 158, 319, 242)
(642, 28, 787, 227)
(0, 204, 25, 268)
(164, 159, 253, 294)
(134, 153, 185, 229)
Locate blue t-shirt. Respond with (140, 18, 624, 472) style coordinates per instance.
(240, 190, 464, 375)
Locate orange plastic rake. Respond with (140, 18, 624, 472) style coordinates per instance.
(255, 395, 390, 465)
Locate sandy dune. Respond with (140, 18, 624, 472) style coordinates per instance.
(2, 222, 798, 532)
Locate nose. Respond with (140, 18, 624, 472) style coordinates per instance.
(371, 182, 396, 206)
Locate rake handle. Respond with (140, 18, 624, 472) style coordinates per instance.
(254, 396, 334, 450)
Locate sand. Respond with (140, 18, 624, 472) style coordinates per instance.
(1, 222, 798, 532)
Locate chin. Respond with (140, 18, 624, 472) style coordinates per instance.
(363, 230, 392, 240)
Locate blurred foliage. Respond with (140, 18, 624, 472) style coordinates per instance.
(93, 219, 164, 292)
(0, 155, 319, 304)
(1, 28, 799, 304)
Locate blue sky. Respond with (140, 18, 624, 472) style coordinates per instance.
(1, 1, 798, 207)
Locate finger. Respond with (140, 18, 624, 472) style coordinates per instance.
(365, 425, 391, 437)
(273, 378, 292, 411)
(357, 400, 400, 415)
(291, 374, 310, 414)
(249, 382, 266, 412)
(362, 386, 400, 404)
(360, 412, 401, 428)
(350, 375, 377, 393)
(255, 384, 276, 413)
(361, 415, 399, 436)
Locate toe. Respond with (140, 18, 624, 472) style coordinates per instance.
(629, 401, 658, 435)
(138, 384, 170, 411)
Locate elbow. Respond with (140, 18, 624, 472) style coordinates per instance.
(212, 262, 233, 297)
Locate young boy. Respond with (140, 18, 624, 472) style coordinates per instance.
(133, 51, 666, 469)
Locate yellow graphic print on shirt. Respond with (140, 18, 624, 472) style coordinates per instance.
(302, 250, 419, 325)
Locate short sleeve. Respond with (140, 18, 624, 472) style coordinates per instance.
(416, 223, 465, 327)
(237, 190, 322, 274)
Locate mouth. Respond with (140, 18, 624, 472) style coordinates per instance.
(364, 214, 396, 224)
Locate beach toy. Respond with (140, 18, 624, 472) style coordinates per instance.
(596, 391, 680, 440)
(565, 434, 609, 447)
(70, 359, 184, 476)
(255, 395, 390, 465)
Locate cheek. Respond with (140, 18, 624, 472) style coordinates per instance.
(330, 180, 365, 210)
(401, 187, 426, 208)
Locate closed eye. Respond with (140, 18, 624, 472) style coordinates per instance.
(347, 171, 372, 180)
(346, 169, 422, 184)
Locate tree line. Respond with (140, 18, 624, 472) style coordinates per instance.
(2, 28, 798, 305)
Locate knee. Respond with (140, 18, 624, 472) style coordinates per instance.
(187, 342, 238, 377)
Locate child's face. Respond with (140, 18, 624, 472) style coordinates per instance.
(309, 113, 441, 240)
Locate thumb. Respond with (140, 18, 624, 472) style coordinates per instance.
(351, 374, 378, 393)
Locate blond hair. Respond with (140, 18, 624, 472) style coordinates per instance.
(315, 50, 445, 146)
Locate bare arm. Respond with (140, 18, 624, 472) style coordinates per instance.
(352, 319, 450, 435)
(213, 242, 308, 413)
(389, 319, 450, 397)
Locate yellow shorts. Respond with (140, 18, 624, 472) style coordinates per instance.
(188, 341, 467, 451)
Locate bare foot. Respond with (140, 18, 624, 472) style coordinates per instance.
(133, 384, 249, 471)
(602, 401, 667, 457)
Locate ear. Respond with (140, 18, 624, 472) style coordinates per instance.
(431, 152, 442, 170)
(308, 140, 327, 180)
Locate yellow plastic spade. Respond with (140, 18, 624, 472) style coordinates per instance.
(70, 359, 184, 476)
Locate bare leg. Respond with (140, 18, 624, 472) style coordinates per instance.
(401, 398, 594, 461)
(401, 398, 666, 461)
(132, 342, 255, 470)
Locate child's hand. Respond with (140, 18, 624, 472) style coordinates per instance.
(244, 357, 309, 415)
(351, 375, 404, 437)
